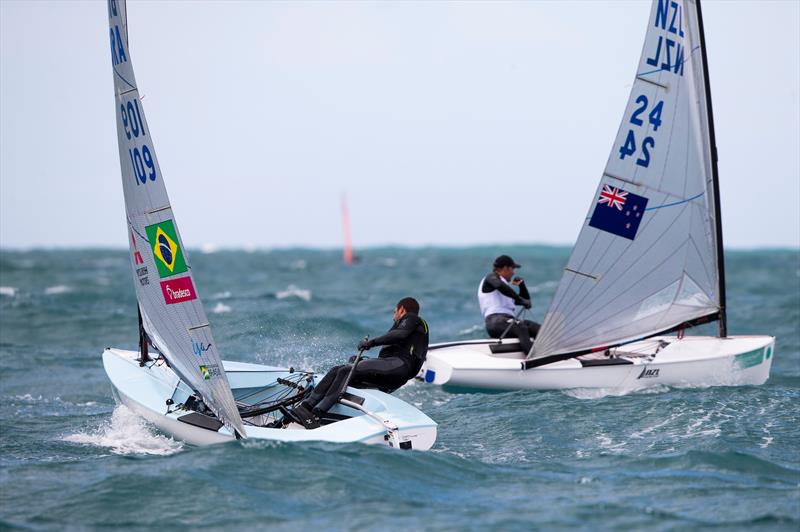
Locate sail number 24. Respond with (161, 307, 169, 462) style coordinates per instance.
(121, 98, 157, 185)
(619, 95, 664, 168)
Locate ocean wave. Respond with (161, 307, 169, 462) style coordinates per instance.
(276, 285, 311, 301)
(44, 285, 72, 295)
(457, 324, 482, 335)
(212, 302, 232, 314)
(0, 286, 17, 297)
(212, 290, 232, 299)
(563, 384, 671, 400)
(289, 260, 307, 270)
(62, 405, 183, 456)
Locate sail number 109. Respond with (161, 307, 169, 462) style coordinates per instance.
(121, 98, 157, 185)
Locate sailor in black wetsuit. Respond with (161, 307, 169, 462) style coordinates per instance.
(478, 255, 540, 354)
(290, 297, 428, 428)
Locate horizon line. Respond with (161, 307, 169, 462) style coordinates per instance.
(1, 243, 798, 253)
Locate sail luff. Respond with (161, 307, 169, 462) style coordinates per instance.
(529, 0, 723, 361)
(694, 0, 727, 337)
(108, 0, 245, 438)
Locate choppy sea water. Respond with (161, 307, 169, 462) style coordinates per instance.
(1, 247, 798, 530)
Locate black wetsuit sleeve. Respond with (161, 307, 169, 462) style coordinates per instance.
(482, 273, 525, 304)
(518, 281, 530, 300)
(370, 316, 419, 347)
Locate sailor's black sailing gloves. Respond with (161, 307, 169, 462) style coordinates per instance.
(358, 339, 374, 351)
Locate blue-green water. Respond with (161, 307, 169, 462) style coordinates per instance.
(1, 247, 798, 530)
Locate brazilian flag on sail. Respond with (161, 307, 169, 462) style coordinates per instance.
(145, 220, 187, 278)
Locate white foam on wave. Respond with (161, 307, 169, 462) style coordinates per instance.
(760, 420, 775, 449)
(276, 284, 311, 302)
(212, 291, 232, 299)
(212, 302, 232, 314)
(563, 383, 671, 400)
(528, 280, 558, 294)
(63, 405, 183, 456)
(44, 285, 72, 295)
(457, 324, 482, 335)
(0, 286, 17, 297)
(378, 257, 397, 268)
(289, 260, 307, 271)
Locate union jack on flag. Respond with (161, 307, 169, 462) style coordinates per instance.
(598, 185, 627, 210)
(588, 183, 649, 240)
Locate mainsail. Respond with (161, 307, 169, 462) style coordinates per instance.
(529, 0, 724, 366)
(108, 0, 245, 437)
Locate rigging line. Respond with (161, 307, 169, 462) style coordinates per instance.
(687, 235, 716, 297)
(113, 66, 136, 91)
(644, 191, 705, 211)
(555, 204, 691, 327)
(637, 45, 701, 78)
(127, 218, 149, 243)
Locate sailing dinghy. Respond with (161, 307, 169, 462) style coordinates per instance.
(419, 0, 774, 392)
(102, 0, 436, 449)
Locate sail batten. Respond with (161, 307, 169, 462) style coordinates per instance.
(530, 0, 721, 362)
(109, 0, 245, 438)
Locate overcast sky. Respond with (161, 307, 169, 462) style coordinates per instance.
(1, 0, 798, 250)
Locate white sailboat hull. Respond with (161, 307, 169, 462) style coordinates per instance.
(418, 336, 774, 393)
(104, 348, 437, 450)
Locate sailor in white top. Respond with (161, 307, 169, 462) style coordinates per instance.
(478, 255, 540, 353)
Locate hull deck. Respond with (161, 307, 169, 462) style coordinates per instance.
(104, 348, 437, 449)
(418, 335, 774, 392)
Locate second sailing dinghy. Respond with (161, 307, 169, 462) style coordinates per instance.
(102, 0, 436, 449)
(420, 0, 774, 392)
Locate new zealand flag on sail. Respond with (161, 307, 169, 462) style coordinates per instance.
(588, 184, 649, 240)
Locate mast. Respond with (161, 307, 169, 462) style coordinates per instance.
(695, 0, 727, 337)
(137, 306, 150, 366)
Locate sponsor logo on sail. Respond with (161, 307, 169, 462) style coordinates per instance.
(130, 230, 149, 285)
(159, 276, 197, 305)
(637, 367, 660, 379)
(199, 364, 221, 380)
(145, 220, 187, 278)
(130, 229, 144, 265)
(192, 341, 212, 357)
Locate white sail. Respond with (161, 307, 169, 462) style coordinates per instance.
(531, 0, 721, 362)
(108, 0, 245, 437)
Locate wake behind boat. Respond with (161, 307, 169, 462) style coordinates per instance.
(420, 0, 774, 393)
(103, 0, 435, 449)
